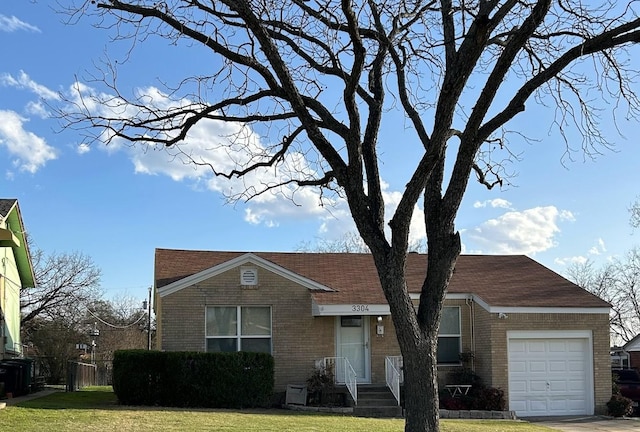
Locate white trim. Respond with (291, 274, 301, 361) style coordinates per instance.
(205, 305, 273, 354)
(312, 302, 390, 316)
(438, 306, 462, 365)
(410, 293, 472, 301)
(158, 253, 334, 297)
(507, 330, 595, 416)
(507, 330, 592, 339)
(487, 306, 610, 314)
(410, 292, 609, 315)
(624, 337, 640, 352)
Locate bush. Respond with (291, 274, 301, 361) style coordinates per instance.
(447, 367, 483, 388)
(471, 387, 506, 411)
(306, 365, 335, 405)
(607, 394, 634, 417)
(112, 349, 274, 408)
(440, 396, 469, 410)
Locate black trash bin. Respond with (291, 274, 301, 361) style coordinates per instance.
(15, 359, 33, 393)
(0, 361, 23, 396)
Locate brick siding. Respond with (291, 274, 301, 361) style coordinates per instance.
(158, 268, 610, 412)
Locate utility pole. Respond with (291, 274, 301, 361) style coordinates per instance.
(147, 286, 152, 350)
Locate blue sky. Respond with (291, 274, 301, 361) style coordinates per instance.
(1, 3, 639, 304)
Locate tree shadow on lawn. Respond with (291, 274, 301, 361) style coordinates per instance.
(15, 388, 348, 418)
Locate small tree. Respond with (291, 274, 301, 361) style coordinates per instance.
(22, 316, 86, 384)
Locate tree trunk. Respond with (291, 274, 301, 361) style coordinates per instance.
(373, 228, 460, 431)
(401, 329, 440, 432)
(375, 257, 448, 432)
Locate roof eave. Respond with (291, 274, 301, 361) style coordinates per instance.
(157, 252, 335, 297)
(2, 201, 35, 288)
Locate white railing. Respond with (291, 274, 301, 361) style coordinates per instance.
(386, 355, 404, 383)
(324, 357, 358, 405)
(385, 356, 402, 406)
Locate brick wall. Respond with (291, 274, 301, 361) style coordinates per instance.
(473, 310, 611, 415)
(369, 316, 400, 383)
(160, 265, 335, 391)
(629, 351, 640, 370)
(159, 269, 610, 412)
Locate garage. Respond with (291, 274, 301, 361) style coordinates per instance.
(507, 331, 594, 417)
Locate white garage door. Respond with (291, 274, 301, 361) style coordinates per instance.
(508, 334, 593, 417)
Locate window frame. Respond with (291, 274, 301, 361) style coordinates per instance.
(437, 306, 462, 365)
(205, 305, 272, 354)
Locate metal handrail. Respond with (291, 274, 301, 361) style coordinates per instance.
(385, 356, 401, 405)
(324, 356, 358, 405)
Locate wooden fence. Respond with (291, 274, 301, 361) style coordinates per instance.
(66, 361, 96, 392)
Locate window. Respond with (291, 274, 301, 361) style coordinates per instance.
(205, 306, 271, 354)
(437, 306, 461, 364)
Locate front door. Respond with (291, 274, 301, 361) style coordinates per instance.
(336, 316, 370, 383)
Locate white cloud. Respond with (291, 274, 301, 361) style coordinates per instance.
(588, 246, 601, 255)
(1, 71, 59, 100)
(554, 255, 588, 267)
(465, 206, 574, 255)
(77, 143, 91, 155)
(68, 82, 342, 228)
(0, 110, 57, 173)
(553, 239, 607, 268)
(64, 81, 430, 240)
(25, 101, 49, 118)
(0, 15, 40, 33)
(473, 198, 512, 209)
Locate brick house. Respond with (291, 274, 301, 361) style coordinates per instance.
(619, 335, 640, 369)
(154, 249, 611, 417)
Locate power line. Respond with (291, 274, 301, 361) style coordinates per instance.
(85, 307, 147, 329)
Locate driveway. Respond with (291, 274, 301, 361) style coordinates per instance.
(526, 416, 640, 431)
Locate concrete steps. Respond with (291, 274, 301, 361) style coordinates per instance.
(353, 385, 403, 418)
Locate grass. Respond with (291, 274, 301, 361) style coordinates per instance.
(1, 387, 555, 432)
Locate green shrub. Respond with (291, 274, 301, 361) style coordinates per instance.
(112, 350, 165, 406)
(607, 394, 634, 417)
(112, 350, 274, 408)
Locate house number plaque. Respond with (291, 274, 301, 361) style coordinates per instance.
(351, 304, 370, 312)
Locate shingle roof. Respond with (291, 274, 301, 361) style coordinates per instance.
(0, 199, 17, 219)
(154, 248, 609, 309)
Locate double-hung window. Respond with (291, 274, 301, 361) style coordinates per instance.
(437, 306, 461, 364)
(205, 306, 272, 354)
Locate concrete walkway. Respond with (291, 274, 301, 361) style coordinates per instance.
(0, 386, 64, 408)
(527, 415, 640, 431)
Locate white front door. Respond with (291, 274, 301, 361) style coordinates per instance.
(336, 316, 370, 383)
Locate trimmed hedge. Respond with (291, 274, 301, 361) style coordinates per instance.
(112, 349, 274, 408)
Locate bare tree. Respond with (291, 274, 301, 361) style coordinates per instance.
(22, 316, 86, 384)
(297, 232, 371, 253)
(21, 247, 102, 326)
(569, 249, 640, 344)
(58, 1, 640, 430)
(87, 297, 150, 363)
(298, 231, 426, 253)
(632, 197, 640, 229)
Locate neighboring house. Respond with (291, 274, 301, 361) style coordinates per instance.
(154, 249, 611, 417)
(618, 335, 640, 369)
(0, 199, 35, 359)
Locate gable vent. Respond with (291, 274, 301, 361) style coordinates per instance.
(240, 267, 258, 286)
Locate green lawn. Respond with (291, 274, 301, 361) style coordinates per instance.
(1, 387, 555, 432)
